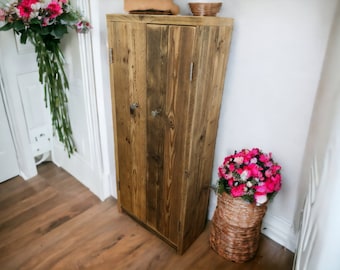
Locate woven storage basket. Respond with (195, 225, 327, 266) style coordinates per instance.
(189, 2, 222, 16)
(210, 192, 267, 263)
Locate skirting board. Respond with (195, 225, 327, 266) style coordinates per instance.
(52, 142, 109, 201)
(261, 213, 297, 252)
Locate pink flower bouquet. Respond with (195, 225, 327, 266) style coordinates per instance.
(0, 0, 92, 156)
(217, 148, 282, 205)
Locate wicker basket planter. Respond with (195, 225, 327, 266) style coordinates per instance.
(210, 192, 267, 263)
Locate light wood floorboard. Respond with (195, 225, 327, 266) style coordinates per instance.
(0, 162, 294, 269)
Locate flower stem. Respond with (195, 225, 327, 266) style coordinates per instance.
(29, 31, 76, 157)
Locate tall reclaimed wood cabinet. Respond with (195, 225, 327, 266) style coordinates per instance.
(107, 14, 233, 254)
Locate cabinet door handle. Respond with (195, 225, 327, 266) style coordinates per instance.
(190, 62, 194, 81)
(130, 103, 139, 114)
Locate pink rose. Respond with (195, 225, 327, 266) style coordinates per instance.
(255, 183, 267, 193)
(271, 174, 282, 191)
(47, 1, 63, 19)
(265, 169, 272, 178)
(228, 179, 234, 187)
(231, 184, 246, 197)
(265, 180, 275, 193)
(223, 156, 233, 166)
(17, 0, 39, 19)
(233, 156, 244, 165)
(250, 148, 260, 156)
(271, 164, 281, 174)
(218, 166, 226, 178)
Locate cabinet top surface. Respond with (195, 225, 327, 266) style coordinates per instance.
(106, 14, 233, 27)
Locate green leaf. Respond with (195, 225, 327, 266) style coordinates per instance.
(0, 23, 14, 31)
(20, 31, 28, 44)
(58, 12, 79, 25)
(51, 25, 68, 39)
(13, 21, 25, 32)
(30, 18, 41, 25)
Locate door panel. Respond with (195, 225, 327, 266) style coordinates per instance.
(0, 91, 19, 183)
(146, 24, 196, 244)
(111, 22, 147, 222)
(181, 25, 232, 251)
(145, 24, 169, 233)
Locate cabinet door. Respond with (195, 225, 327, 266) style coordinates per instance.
(110, 21, 196, 247)
(146, 24, 196, 246)
(110, 21, 148, 223)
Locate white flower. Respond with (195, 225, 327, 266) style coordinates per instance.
(255, 194, 268, 206)
(240, 170, 249, 181)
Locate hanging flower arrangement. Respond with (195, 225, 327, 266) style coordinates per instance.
(0, 0, 92, 156)
(217, 148, 282, 205)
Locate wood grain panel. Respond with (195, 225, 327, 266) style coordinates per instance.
(107, 14, 233, 27)
(145, 24, 169, 232)
(179, 25, 233, 252)
(163, 25, 196, 246)
(111, 22, 147, 222)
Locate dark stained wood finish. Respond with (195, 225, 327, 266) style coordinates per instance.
(0, 162, 294, 269)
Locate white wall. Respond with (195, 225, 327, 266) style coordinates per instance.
(294, 3, 340, 268)
(92, 0, 338, 251)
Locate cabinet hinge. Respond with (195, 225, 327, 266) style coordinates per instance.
(178, 221, 181, 232)
(117, 179, 120, 191)
(109, 48, 114, 64)
(189, 62, 194, 81)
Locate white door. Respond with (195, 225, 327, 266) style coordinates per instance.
(0, 91, 19, 182)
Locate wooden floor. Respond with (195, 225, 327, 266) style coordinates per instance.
(0, 162, 294, 270)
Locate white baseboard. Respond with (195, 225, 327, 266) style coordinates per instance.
(52, 143, 109, 201)
(261, 213, 297, 252)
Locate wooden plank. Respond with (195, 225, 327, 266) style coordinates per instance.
(145, 24, 168, 231)
(163, 25, 196, 247)
(179, 25, 233, 253)
(107, 14, 234, 27)
(111, 22, 147, 222)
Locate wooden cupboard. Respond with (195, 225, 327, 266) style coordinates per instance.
(107, 14, 233, 254)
